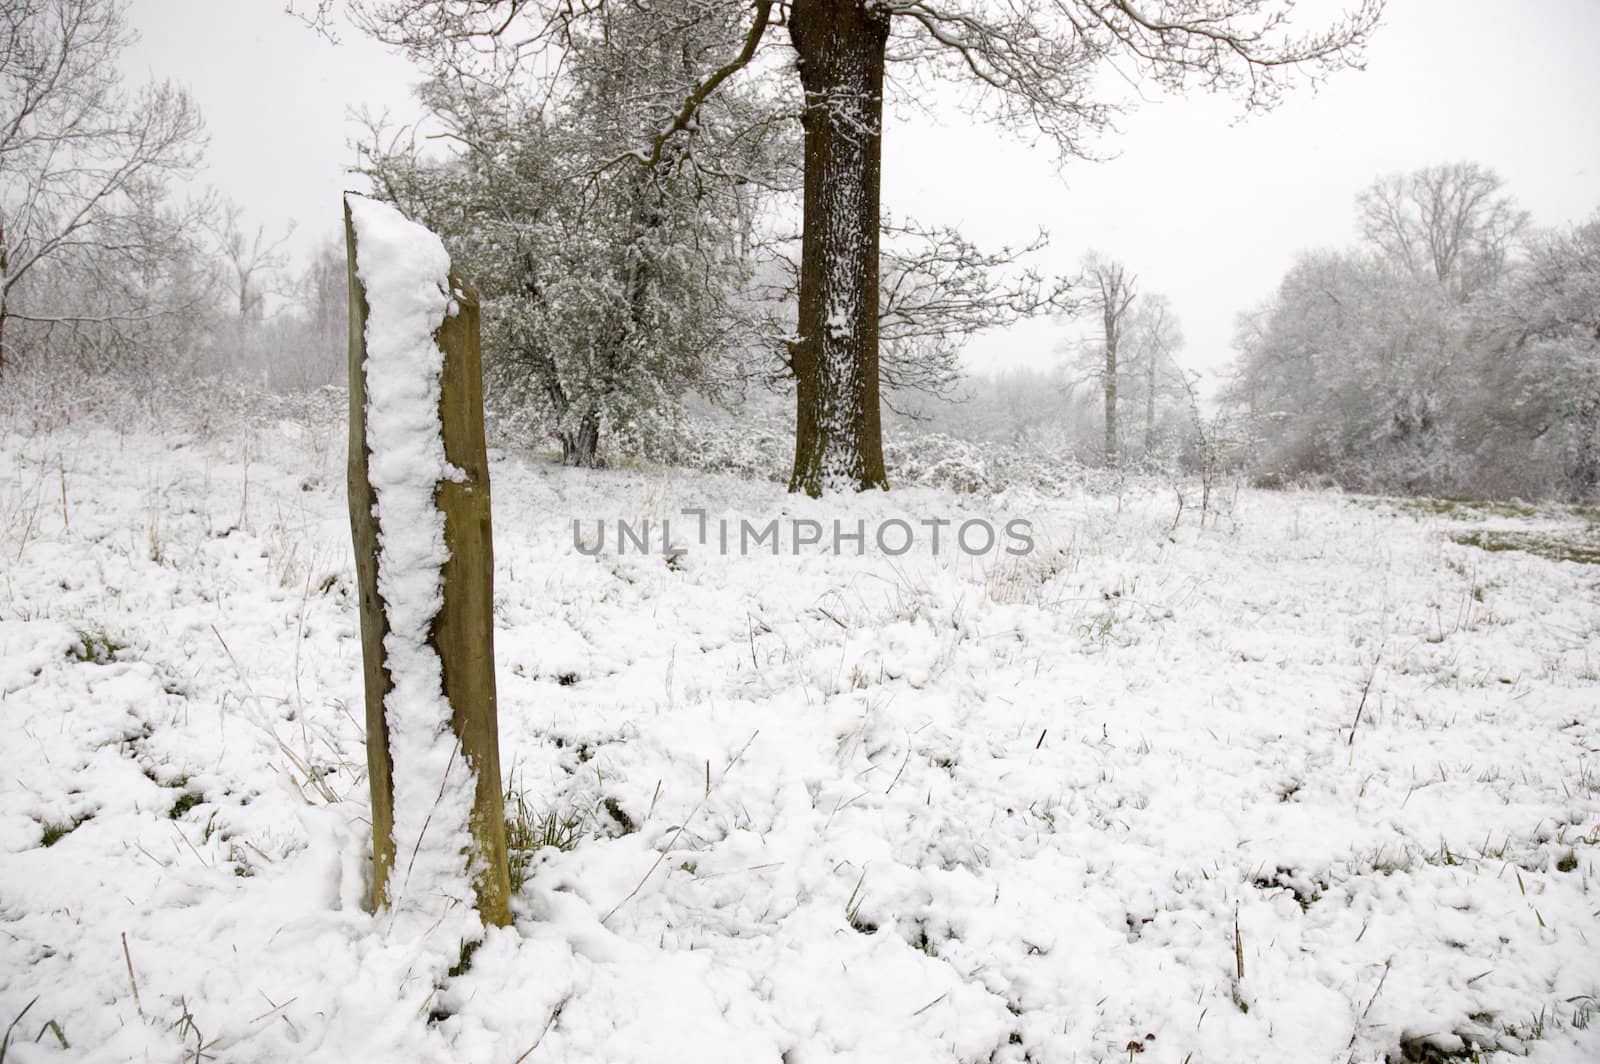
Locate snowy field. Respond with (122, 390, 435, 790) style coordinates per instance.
(2, 397, 1599, 1063)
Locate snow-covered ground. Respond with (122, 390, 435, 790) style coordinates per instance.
(2, 397, 1598, 1063)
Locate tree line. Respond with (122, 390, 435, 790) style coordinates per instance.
(307, 0, 1378, 493)
(1224, 163, 1600, 503)
(0, 0, 355, 393)
(7, 0, 1382, 494)
(13, 3, 1593, 504)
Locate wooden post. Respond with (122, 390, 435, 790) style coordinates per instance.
(345, 197, 513, 927)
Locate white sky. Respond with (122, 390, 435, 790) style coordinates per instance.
(125, 0, 1600, 383)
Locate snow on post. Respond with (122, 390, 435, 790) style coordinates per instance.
(344, 193, 513, 936)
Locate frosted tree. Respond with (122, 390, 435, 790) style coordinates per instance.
(1471, 212, 1600, 499)
(313, 0, 1380, 492)
(1221, 164, 1599, 499)
(1225, 248, 1410, 486)
(1124, 294, 1184, 457)
(749, 220, 1072, 416)
(1081, 254, 1138, 468)
(1357, 162, 1528, 304)
(212, 202, 295, 326)
(0, 0, 209, 381)
(876, 222, 1069, 414)
(1356, 163, 1527, 486)
(1229, 162, 1541, 495)
(781, 0, 1377, 492)
(356, 5, 783, 465)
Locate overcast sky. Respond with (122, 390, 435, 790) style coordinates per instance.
(124, 0, 1600, 383)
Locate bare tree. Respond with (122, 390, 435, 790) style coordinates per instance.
(312, 0, 1380, 492)
(0, 0, 207, 380)
(878, 222, 1069, 411)
(1175, 366, 1220, 525)
(1082, 253, 1138, 468)
(750, 219, 1072, 415)
(1357, 162, 1528, 303)
(786, 0, 1377, 492)
(213, 201, 295, 325)
(1122, 293, 1184, 456)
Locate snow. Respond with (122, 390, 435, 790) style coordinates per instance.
(1, 394, 1598, 1062)
(349, 194, 481, 955)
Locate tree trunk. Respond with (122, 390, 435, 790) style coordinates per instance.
(560, 413, 602, 467)
(787, 0, 890, 495)
(1, 223, 9, 382)
(1104, 306, 1120, 469)
(1572, 396, 1600, 500)
(1144, 347, 1156, 456)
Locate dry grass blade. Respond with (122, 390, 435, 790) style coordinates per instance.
(601, 730, 758, 924)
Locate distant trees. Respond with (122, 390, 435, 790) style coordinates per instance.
(781, 0, 1378, 494)
(0, 1, 394, 395)
(287, 238, 348, 388)
(1356, 162, 1527, 304)
(1127, 295, 1184, 456)
(0, 0, 210, 381)
(214, 203, 295, 326)
(846, 222, 1068, 415)
(1082, 254, 1139, 468)
(1062, 258, 1187, 467)
(1227, 162, 1598, 502)
(1472, 214, 1600, 498)
(318, 0, 1380, 493)
(220, 236, 349, 393)
(884, 363, 1094, 456)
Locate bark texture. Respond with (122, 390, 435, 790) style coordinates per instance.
(560, 414, 602, 467)
(1, 223, 8, 382)
(787, 0, 890, 495)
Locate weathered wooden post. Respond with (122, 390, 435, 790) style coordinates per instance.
(345, 192, 513, 929)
